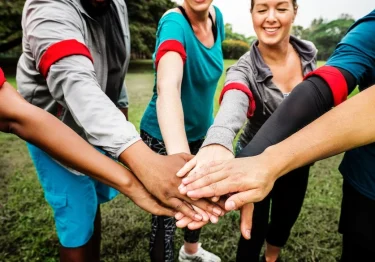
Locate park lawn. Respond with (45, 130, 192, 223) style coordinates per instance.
(0, 60, 346, 261)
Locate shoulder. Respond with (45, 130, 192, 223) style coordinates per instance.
(24, 0, 82, 24)
(159, 8, 186, 27)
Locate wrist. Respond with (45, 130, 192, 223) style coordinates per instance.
(262, 145, 290, 180)
(118, 140, 159, 180)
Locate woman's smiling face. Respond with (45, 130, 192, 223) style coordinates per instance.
(251, 0, 297, 46)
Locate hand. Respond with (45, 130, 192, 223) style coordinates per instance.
(177, 144, 234, 201)
(119, 141, 225, 221)
(174, 196, 229, 229)
(179, 154, 278, 211)
(174, 200, 253, 241)
(126, 175, 176, 217)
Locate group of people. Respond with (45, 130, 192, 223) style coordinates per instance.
(0, 0, 374, 261)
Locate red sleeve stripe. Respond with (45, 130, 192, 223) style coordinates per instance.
(38, 39, 93, 78)
(0, 68, 6, 87)
(155, 40, 187, 70)
(304, 66, 348, 106)
(219, 82, 256, 118)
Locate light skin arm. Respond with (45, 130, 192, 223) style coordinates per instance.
(156, 51, 190, 155)
(156, 51, 222, 225)
(0, 81, 173, 216)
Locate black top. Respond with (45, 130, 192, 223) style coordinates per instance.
(96, 3, 126, 104)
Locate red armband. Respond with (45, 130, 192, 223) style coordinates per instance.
(39, 39, 93, 78)
(0, 68, 6, 87)
(219, 82, 256, 118)
(155, 40, 187, 70)
(304, 66, 348, 106)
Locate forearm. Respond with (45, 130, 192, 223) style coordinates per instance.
(1, 83, 134, 193)
(157, 92, 190, 154)
(264, 84, 375, 177)
(48, 57, 140, 158)
(202, 90, 249, 152)
(156, 51, 189, 155)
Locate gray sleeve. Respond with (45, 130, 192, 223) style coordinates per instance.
(202, 90, 249, 153)
(25, 0, 140, 158)
(117, 83, 129, 109)
(201, 53, 253, 152)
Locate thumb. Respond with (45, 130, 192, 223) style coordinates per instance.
(225, 190, 258, 210)
(240, 203, 254, 240)
(176, 156, 197, 177)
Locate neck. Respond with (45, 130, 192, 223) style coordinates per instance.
(182, 3, 209, 26)
(257, 36, 291, 65)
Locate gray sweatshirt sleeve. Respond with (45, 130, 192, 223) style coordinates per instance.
(201, 90, 249, 153)
(201, 53, 253, 152)
(25, 0, 140, 158)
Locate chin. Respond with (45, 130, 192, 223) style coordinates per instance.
(189, 0, 212, 12)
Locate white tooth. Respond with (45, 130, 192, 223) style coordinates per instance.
(265, 28, 278, 32)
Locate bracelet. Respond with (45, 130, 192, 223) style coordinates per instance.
(0, 68, 6, 87)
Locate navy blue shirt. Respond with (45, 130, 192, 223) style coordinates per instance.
(326, 10, 375, 200)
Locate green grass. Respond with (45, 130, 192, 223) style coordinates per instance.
(0, 60, 347, 261)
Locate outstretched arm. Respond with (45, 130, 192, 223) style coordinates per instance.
(0, 77, 175, 216)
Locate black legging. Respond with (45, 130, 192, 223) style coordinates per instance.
(141, 130, 202, 262)
(236, 164, 310, 261)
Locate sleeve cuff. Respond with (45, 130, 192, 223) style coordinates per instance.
(115, 136, 142, 159)
(201, 126, 236, 153)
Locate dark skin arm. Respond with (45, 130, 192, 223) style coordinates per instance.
(0, 81, 174, 217)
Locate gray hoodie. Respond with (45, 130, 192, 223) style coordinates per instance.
(202, 36, 317, 152)
(17, 0, 140, 159)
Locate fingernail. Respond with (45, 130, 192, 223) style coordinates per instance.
(210, 216, 218, 224)
(182, 178, 189, 184)
(194, 214, 203, 221)
(246, 230, 251, 239)
(177, 171, 181, 176)
(178, 185, 187, 193)
(227, 201, 236, 211)
(213, 207, 222, 216)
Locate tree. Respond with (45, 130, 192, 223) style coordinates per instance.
(127, 0, 176, 58)
(301, 14, 355, 60)
(0, 0, 24, 53)
(224, 23, 257, 45)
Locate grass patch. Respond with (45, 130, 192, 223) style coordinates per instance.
(1, 60, 345, 261)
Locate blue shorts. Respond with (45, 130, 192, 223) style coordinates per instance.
(27, 143, 119, 248)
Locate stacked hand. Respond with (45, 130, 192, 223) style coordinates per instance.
(119, 141, 225, 222)
(173, 145, 239, 230)
(175, 145, 279, 239)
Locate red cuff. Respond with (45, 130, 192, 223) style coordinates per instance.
(219, 82, 256, 118)
(304, 66, 348, 106)
(0, 68, 6, 87)
(155, 40, 187, 70)
(39, 39, 93, 78)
